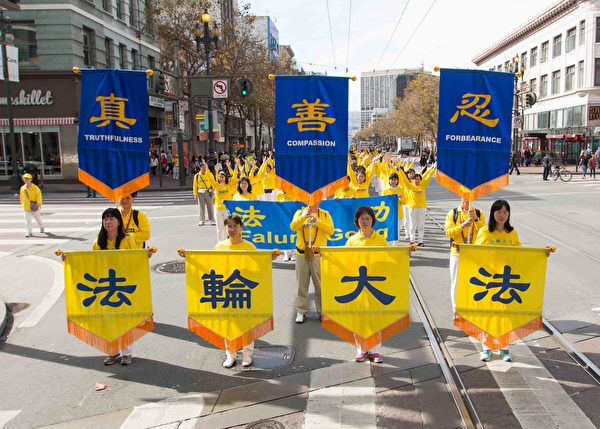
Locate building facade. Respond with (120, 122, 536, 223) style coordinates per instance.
(251, 16, 279, 63)
(473, 0, 600, 162)
(360, 68, 423, 129)
(0, 0, 161, 181)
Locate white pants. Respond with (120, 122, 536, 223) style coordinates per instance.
(409, 207, 426, 243)
(392, 216, 403, 246)
(215, 209, 228, 241)
(225, 341, 254, 361)
(402, 205, 409, 238)
(24, 210, 43, 234)
(450, 254, 458, 313)
(258, 193, 271, 201)
(356, 343, 382, 355)
(482, 341, 508, 352)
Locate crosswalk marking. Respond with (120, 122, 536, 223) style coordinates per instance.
(119, 394, 204, 429)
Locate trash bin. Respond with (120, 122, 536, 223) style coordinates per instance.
(23, 163, 40, 186)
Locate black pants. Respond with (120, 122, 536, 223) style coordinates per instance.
(543, 165, 551, 180)
(509, 162, 520, 175)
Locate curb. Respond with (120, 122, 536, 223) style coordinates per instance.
(0, 297, 7, 338)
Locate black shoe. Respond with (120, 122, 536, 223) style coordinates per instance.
(103, 354, 121, 365)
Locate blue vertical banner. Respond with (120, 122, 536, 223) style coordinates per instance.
(436, 69, 514, 200)
(78, 69, 150, 201)
(275, 76, 349, 206)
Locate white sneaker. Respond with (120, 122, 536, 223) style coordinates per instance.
(40, 227, 45, 233)
(291, 256, 296, 261)
(295, 313, 305, 323)
(25, 233, 32, 238)
(198, 221, 204, 226)
(242, 357, 253, 368)
(222, 357, 235, 368)
(283, 255, 291, 261)
(209, 220, 216, 225)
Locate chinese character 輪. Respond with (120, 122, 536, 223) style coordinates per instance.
(200, 269, 259, 309)
(450, 93, 499, 128)
(470, 265, 530, 304)
(287, 98, 336, 132)
(90, 93, 137, 129)
(336, 266, 395, 305)
(76, 269, 137, 307)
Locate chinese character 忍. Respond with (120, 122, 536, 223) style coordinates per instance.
(450, 93, 499, 128)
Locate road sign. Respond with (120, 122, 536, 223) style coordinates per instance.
(213, 79, 229, 99)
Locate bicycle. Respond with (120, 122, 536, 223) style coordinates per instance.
(550, 164, 572, 182)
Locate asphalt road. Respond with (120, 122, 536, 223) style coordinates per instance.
(0, 174, 599, 428)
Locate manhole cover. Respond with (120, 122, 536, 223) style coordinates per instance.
(238, 345, 295, 370)
(153, 260, 185, 274)
(246, 420, 285, 429)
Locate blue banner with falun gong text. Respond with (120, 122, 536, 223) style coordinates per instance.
(436, 69, 513, 200)
(77, 69, 150, 202)
(275, 76, 349, 206)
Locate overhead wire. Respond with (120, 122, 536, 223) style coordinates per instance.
(390, 0, 438, 68)
(345, 0, 352, 73)
(325, 0, 337, 70)
(375, 0, 411, 70)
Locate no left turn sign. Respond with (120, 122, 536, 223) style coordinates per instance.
(213, 79, 229, 99)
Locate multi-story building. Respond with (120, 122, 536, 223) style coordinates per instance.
(360, 68, 423, 129)
(251, 16, 279, 63)
(0, 0, 161, 181)
(473, 0, 600, 162)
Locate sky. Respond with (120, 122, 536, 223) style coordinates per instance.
(248, 0, 559, 111)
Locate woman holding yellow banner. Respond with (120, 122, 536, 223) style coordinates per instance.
(346, 206, 388, 363)
(474, 199, 520, 362)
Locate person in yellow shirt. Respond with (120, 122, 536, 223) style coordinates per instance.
(247, 158, 269, 200)
(262, 156, 277, 201)
(119, 192, 151, 249)
(20, 173, 45, 238)
(347, 153, 382, 198)
(474, 199, 520, 363)
(334, 176, 355, 199)
(290, 204, 335, 323)
(382, 173, 405, 245)
(202, 161, 238, 241)
(345, 206, 388, 363)
(444, 197, 485, 314)
(275, 190, 296, 262)
(399, 167, 436, 246)
(193, 162, 215, 226)
(232, 177, 258, 201)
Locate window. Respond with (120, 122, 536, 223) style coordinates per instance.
(116, 0, 123, 20)
(83, 28, 93, 67)
(578, 60, 584, 88)
(102, 0, 110, 12)
(148, 55, 156, 90)
(520, 52, 528, 69)
(504, 60, 510, 71)
(595, 58, 600, 86)
(530, 46, 537, 66)
(540, 74, 548, 98)
(0, 131, 62, 177)
(541, 41, 548, 63)
(131, 48, 139, 69)
(104, 38, 112, 67)
(566, 27, 576, 52)
(565, 65, 575, 90)
(530, 78, 537, 95)
(596, 17, 600, 43)
(129, 0, 137, 27)
(552, 34, 562, 58)
(119, 43, 127, 68)
(549, 110, 558, 128)
(11, 23, 38, 65)
(538, 111, 549, 129)
(579, 20, 585, 45)
(551, 70, 561, 94)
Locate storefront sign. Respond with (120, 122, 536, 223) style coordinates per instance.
(588, 105, 600, 122)
(0, 45, 19, 82)
(0, 89, 53, 106)
(148, 95, 165, 109)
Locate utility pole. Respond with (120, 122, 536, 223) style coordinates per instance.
(173, 39, 185, 186)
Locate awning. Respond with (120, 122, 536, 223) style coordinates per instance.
(0, 117, 76, 126)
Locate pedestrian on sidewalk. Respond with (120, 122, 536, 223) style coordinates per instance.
(509, 151, 520, 175)
(579, 154, 589, 179)
(345, 206, 387, 363)
(474, 199, 520, 363)
(589, 155, 597, 179)
(542, 153, 551, 180)
(86, 186, 96, 198)
(193, 162, 215, 226)
(20, 173, 45, 237)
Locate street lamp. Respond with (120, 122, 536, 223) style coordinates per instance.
(195, 9, 218, 157)
(508, 54, 526, 153)
(0, 10, 20, 190)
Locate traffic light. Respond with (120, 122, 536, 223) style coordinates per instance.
(525, 91, 537, 107)
(235, 78, 253, 98)
(158, 73, 165, 93)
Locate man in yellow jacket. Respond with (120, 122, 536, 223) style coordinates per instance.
(20, 173, 45, 237)
(290, 204, 335, 323)
(119, 192, 151, 249)
(444, 196, 485, 314)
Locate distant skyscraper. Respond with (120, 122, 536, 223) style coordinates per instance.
(251, 16, 280, 62)
(360, 68, 423, 128)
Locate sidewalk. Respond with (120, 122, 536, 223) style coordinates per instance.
(0, 174, 194, 195)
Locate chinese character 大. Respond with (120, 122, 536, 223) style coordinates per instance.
(336, 266, 395, 305)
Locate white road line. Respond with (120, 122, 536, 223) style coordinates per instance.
(485, 342, 595, 429)
(0, 251, 13, 258)
(0, 227, 98, 232)
(0, 239, 69, 245)
(18, 256, 65, 329)
(304, 375, 376, 428)
(0, 205, 163, 212)
(0, 410, 21, 428)
(148, 214, 197, 220)
(119, 394, 204, 429)
(0, 219, 98, 224)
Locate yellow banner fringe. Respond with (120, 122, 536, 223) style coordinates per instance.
(188, 318, 274, 353)
(67, 317, 154, 355)
(78, 168, 149, 203)
(453, 314, 542, 350)
(322, 314, 410, 351)
(275, 176, 348, 206)
(436, 170, 509, 201)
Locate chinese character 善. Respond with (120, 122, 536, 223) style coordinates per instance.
(470, 265, 530, 304)
(336, 266, 395, 305)
(90, 93, 137, 129)
(77, 269, 137, 307)
(287, 98, 336, 132)
(450, 93, 499, 128)
(233, 205, 266, 227)
(200, 269, 259, 309)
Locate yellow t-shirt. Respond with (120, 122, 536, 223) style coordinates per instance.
(120, 209, 151, 249)
(334, 187, 355, 199)
(213, 239, 256, 250)
(474, 228, 521, 247)
(92, 235, 136, 250)
(445, 207, 486, 256)
(232, 192, 258, 201)
(345, 229, 389, 247)
(275, 191, 294, 202)
(382, 185, 405, 219)
(20, 184, 42, 212)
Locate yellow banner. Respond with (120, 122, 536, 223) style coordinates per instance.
(185, 250, 273, 353)
(320, 246, 410, 350)
(455, 245, 548, 349)
(64, 249, 153, 354)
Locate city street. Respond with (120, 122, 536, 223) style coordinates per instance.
(1, 174, 599, 428)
